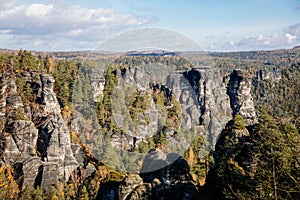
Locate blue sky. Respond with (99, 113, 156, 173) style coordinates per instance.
(0, 0, 299, 51)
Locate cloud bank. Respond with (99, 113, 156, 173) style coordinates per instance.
(0, 2, 152, 50)
(207, 20, 300, 51)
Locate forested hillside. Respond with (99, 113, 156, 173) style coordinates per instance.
(0, 49, 299, 199)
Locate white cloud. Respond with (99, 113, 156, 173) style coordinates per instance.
(207, 32, 298, 51)
(0, 29, 11, 34)
(0, 0, 18, 9)
(25, 4, 54, 18)
(0, 3, 152, 50)
(285, 33, 296, 43)
(204, 20, 300, 51)
(286, 23, 300, 38)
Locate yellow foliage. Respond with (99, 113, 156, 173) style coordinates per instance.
(228, 158, 245, 176)
(70, 131, 81, 144)
(0, 166, 20, 200)
(191, 173, 198, 182)
(199, 176, 206, 186)
(61, 106, 72, 121)
(187, 147, 195, 167)
(56, 182, 65, 199)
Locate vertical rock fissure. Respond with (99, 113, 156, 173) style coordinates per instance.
(34, 165, 44, 188)
(183, 68, 201, 102)
(183, 69, 202, 126)
(227, 70, 243, 117)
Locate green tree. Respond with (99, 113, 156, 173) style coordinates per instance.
(210, 108, 300, 199)
(153, 130, 166, 147)
(251, 109, 300, 199)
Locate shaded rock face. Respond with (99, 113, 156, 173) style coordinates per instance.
(140, 150, 192, 185)
(99, 149, 199, 200)
(138, 150, 199, 199)
(118, 174, 144, 200)
(97, 175, 149, 200)
(140, 148, 169, 187)
(0, 73, 78, 189)
(227, 70, 257, 125)
(140, 150, 198, 199)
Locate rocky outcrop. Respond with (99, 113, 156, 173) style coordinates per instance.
(89, 68, 106, 101)
(88, 66, 256, 147)
(97, 149, 199, 200)
(167, 70, 201, 130)
(118, 174, 144, 200)
(0, 73, 78, 189)
(256, 68, 281, 81)
(110, 67, 162, 149)
(167, 68, 233, 145)
(166, 67, 258, 145)
(140, 148, 168, 175)
(227, 70, 257, 125)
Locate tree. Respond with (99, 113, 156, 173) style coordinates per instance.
(153, 130, 166, 148)
(0, 166, 20, 200)
(209, 115, 249, 199)
(210, 108, 300, 199)
(251, 109, 300, 199)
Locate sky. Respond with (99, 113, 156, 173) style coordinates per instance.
(0, 0, 299, 52)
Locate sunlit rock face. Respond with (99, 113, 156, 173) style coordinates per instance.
(256, 68, 281, 81)
(167, 68, 233, 145)
(227, 70, 257, 125)
(88, 66, 256, 147)
(0, 61, 257, 191)
(0, 73, 78, 189)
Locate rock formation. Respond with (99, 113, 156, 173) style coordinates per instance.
(227, 70, 257, 125)
(88, 66, 257, 147)
(256, 68, 281, 81)
(0, 72, 78, 189)
(0, 63, 258, 193)
(97, 149, 199, 200)
(167, 67, 233, 145)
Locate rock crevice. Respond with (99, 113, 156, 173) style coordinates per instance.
(0, 73, 78, 189)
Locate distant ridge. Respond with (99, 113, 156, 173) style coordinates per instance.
(0, 47, 299, 57)
(293, 45, 300, 49)
(126, 50, 177, 57)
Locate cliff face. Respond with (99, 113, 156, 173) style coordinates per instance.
(0, 72, 78, 189)
(256, 68, 281, 81)
(167, 68, 256, 145)
(167, 68, 233, 145)
(89, 66, 257, 147)
(0, 65, 258, 193)
(227, 70, 257, 125)
(97, 149, 199, 200)
(110, 67, 162, 148)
